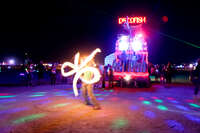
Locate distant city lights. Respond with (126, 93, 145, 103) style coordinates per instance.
(8, 59, 15, 65)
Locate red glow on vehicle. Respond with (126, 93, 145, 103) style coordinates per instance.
(118, 17, 147, 24)
(113, 72, 149, 78)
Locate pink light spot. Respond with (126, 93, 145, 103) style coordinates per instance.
(167, 97, 174, 100)
(139, 97, 145, 100)
(151, 96, 158, 99)
(186, 99, 193, 103)
(0, 93, 10, 96)
(110, 97, 119, 101)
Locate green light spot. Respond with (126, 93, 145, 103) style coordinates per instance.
(29, 94, 44, 97)
(111, 118, 129, 129)
(53, 103, 70, 108)
(110, 90, 114, 92)
(155, 99, 163, 103)
(95, 94, 101, 96)
(157, 105, 168, 111)
(143, 101, 152, 105)
(13, 113, 46, 124)
(34, 92, 47, 94)
(189, 103, 200, 108)
(0, 95, 16, 98)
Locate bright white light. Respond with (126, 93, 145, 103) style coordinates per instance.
(61, 48, 101, 96)
(8, 59, 15, 65)
(137, 33, 143, 38)
(124, 75, 131, 81)
(189, 64, 193, 68)
(118, 36, 129, 51)
(131, 40, 143, 51)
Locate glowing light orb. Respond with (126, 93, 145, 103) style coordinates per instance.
(124, 75, 131, 81)
(8, 59, 15, 65)
(131, 40, 143, 51)
(61, 48, 101, 96)
(118, 36, 129, 51)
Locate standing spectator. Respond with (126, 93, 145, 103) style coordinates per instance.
(166, 62, 173, 84)
(50, 63, 57, 86)
(191, 59, 200, 101)
(102, 66, 106, 88)
(25, 64, 32, 87)
(160, 65, 166, 84)
(37, 61, 45, 84)
(108, 65, 114, 88)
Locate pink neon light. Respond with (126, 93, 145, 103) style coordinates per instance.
(118, 17, 147, 24)
(113, 72, 149, 77)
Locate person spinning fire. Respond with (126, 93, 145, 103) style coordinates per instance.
(81, 58, 101, 110)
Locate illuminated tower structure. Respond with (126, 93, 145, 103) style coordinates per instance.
(111, 16, 150, 87)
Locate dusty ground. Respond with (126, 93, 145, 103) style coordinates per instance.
(0, 84, 200, 133)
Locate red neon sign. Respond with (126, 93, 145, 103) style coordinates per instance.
(118, 17, 146, 24)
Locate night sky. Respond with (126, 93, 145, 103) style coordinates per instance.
(0, 0, 199, 64)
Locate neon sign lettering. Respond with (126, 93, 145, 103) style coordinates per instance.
(118, 17, 146, 24)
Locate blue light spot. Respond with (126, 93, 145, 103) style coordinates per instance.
(97, 97, 104, 101)
(39, 100, 52, 104)
(130, 105, 139, 111)
(175, 105, 190, 111)
(29, 97, 48, 101)
(0, 99, 16, 103)
(144, 111, 156, 119)
(0, 107, 29, 114)
(184, 114, 200, 123)
(166, 120, 184, 132)
(170, 100, 179, 104)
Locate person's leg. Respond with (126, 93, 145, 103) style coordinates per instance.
(87, 85, 101, 109)
(82, 84, 90, 105)
(193, 80, 199, 101)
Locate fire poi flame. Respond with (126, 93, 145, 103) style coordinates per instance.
(61, 48, 101, 96)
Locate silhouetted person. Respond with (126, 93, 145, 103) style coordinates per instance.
(50, 63, 57, 86)
(102, 66, 106, 88)
(25, 65, 32, 87)
(108, 65, 114, 88)
(191, 59, 200, 101)
(37, 61, 45, 84)
(166, 62, 172, 84)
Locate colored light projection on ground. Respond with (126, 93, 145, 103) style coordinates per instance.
(61, 48, 101, 96)
(154, 99, 163, 103)
(0, 107, 29, 114)
(29, 97, 48, 101)
(184, 114, 200, 123)
(142, 101, 152, 105)
(130, 105, 139, 111)
(144, 111, 156, 119)
(189, 103, 200, 108)
(52, 103, 70, 108)
(0, 99, 16, 103)
(29, 92, 47, 97)
(111, 118, 129, 129)
(0, 95, 16, 98)
(165, 120, 184, 132)
(175, 105, 190, 111)
(157, 105, 168, 111)
(13, 113, 46, 124)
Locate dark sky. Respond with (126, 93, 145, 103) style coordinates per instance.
(0, 0, 199, 64)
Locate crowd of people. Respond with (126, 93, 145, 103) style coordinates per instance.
(149, 62, 173, 84)
(21, 61, 63, 87)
